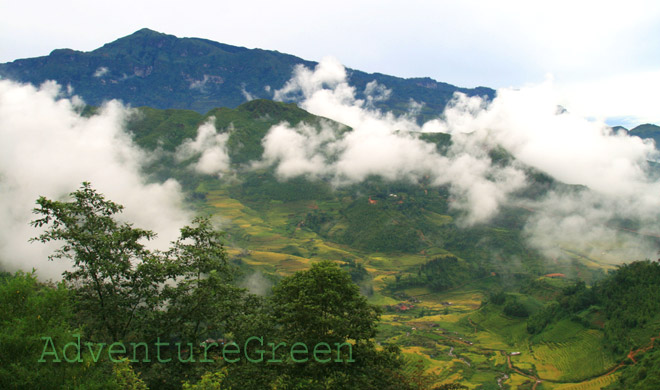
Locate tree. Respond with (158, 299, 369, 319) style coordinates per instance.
(270, 261, 379, 346)
(263, 261, 412, 389)
(142, 218, 246, 389)
(31, 182, 166, 342)
(182, 369, 232, 390)
(30, 183, 252, 390)
(112, 359, 149, 390)
(158, 217, 243, 342)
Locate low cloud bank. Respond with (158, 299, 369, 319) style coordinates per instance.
(267, 58, 660, 261)
(270, 58, 527, 225)
(0, 80, 191, 279)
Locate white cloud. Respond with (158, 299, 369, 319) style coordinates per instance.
(258, 122, 335, 179)
(93, 66, 109, 77)
(240, 84, 255, 102)
(267, 58, 528, 224)
(176, 118, 231, 177)
(439, 82, 660, 259)
(263, 58, 660, 259)
(0, 80, 191, 279)
(556, 69, 660, 126)
(442, 83, 659, 197)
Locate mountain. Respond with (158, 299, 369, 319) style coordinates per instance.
(630, 123, 660, 147)
(0, 28, 494, 118)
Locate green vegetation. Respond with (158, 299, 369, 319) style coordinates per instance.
(3, 183, 447, 389)
(608, 347, 660, 389)
(4, 97, 660, 389)
(527, 261, 660, 355)
(0, 271, 114, 389)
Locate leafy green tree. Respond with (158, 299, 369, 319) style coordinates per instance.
(158, 217, 243, 342)
(141, 218, 246, 390)
(112, 359, 149, 390)
(607, 347, 660, 389)
(271, 261, 379, 347)
(503, 300, 529, 318)
(29, 184, 250, 390)
(263, 261, 415, 389)
(182, 369, 231, 390)
(30, 182, 167, 342)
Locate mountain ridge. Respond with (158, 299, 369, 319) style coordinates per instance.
(0, 28, 494, 117)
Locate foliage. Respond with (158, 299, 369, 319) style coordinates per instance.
(339, 258, 369, 283)
(224, 261, 420, 389)
(182, 369, 231, 390)
(526, 261, 660, 355)
(607, 347, 660, 389)
(502, 300, 529, 318)
(29, 183, 252, 390)
(25, 184, 432, 389)
(31, 182, 167, 341)
(488, 290, 506, 305)
(0, 271, 117, 389)
(159, 217, 242, 341)
(595, 260, 660, 354)
(392, 256, 475, 292)
(270, 261, 379, 346)
(112, 359, 149, 390)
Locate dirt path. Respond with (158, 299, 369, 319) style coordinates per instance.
(506, 354, 542, 390)
(627, 332, 660, 364)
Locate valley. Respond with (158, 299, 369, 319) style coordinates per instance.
(193, 179, 632, 389)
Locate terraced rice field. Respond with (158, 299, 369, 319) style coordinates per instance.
(528, 328, 616, 382)
(201, 188, 632, 389)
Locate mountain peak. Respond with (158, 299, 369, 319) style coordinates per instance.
(93, 28, 177, 54)
(132, 27, 165, 36)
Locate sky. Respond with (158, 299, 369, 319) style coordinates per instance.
(1, 0, 660, 126)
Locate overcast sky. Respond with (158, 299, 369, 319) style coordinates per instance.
(1, 0, 659, 127)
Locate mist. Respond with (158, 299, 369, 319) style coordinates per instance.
(267, 58, 660, 262)
(176, 117, 231, 177)
(270, 58, 527, 225)
(0, 80, 191, 280)
(240, 271, 273, 296)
